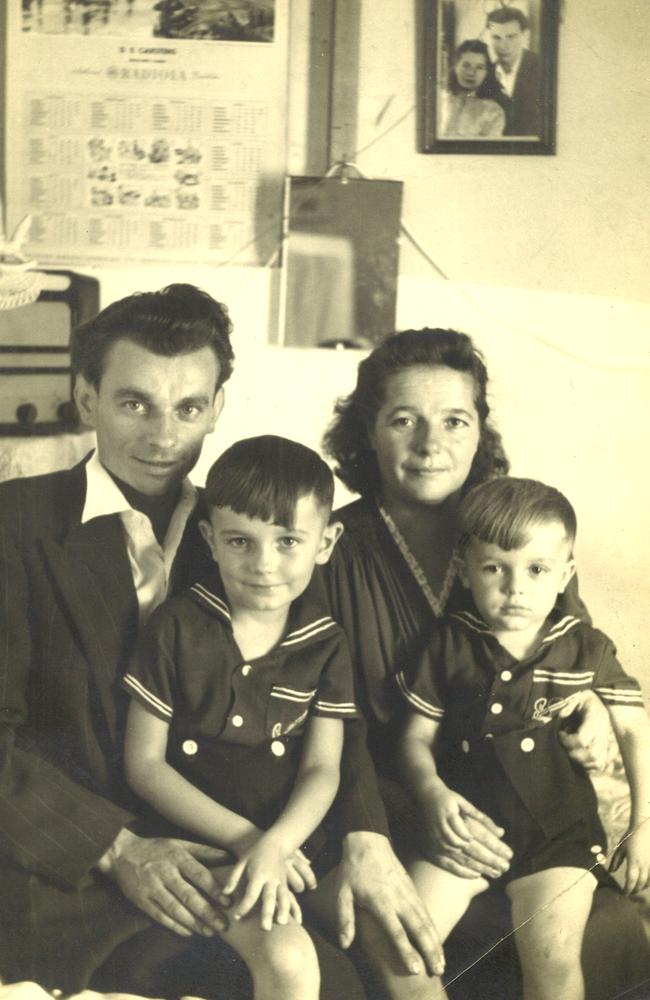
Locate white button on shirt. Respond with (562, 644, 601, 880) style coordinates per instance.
(81, 451, 197, 623)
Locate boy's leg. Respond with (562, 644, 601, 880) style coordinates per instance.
(302, 861, 487, 1000)
(410, 859, 490, 942)
(218, 908, 320, 1000)
(506, 866, 597, 1000)
(213, 865, 320, 1000)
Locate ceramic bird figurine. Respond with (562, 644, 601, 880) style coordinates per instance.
(0, 215, 37, 271)
(0, 215, 45, 310)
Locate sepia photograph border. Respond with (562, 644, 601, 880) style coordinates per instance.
(421, 0, 559, 155)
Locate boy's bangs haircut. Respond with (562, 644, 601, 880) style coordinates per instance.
(459, 477, 577, 552)
(205, 435, 334, 527)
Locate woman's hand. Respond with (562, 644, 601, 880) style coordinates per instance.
(558, 689, 611, 771)
(221, 833, 302, 930)
(336, 831, 445, 978)
(611, 821, 650, 895)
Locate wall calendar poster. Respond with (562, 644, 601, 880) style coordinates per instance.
(4, 1, 288, 266)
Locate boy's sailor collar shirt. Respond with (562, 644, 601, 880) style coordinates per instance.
(397, 606, 643, 843)
(397, 604, 643, 747)
(123, 565, 358, 756)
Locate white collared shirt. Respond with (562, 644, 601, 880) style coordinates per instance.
(82, 450, 198, 623)
(495, 49, 523, 99)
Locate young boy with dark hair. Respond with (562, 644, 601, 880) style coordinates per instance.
(122, 435, 357, 1000)
(398, 477, 650, 1000)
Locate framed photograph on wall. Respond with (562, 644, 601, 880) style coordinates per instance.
(422, 0, 559, 154)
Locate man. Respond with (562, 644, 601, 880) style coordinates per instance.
(486, 5, 542, 137)
(0, 284, 443, 998)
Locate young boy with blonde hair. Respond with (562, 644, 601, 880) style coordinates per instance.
(398, 477, 650, 1000)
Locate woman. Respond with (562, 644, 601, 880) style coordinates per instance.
(323, 329, 512, 776)
(440, 39, 505, 139)
(322, 329, 649, 998)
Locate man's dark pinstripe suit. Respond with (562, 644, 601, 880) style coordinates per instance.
(0, 457, 217, 991)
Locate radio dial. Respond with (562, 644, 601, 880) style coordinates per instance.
(16, 403, 38, 426)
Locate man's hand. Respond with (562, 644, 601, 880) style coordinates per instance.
(97, 829, 230, 937)
(336, 831, 445, 977)
(558, 689, 611, 771)
(428, 811, 512, 880)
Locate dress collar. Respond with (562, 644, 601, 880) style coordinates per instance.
(377, 502, 458, 618)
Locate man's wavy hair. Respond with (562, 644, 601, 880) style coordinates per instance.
(322, 328, 509, 499)
(71, 283, 234, 393)
(486, 5, 529, 32)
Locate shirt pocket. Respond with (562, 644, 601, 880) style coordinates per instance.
(527, 668, 595, 725)
(266, 685, 317, 738)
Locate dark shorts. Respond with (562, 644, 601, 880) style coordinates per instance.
(378, 767, 618, 890)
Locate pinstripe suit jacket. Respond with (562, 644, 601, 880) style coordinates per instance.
(0, 456, 214, 991)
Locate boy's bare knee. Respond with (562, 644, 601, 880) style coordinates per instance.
(252, 927, 319, 990)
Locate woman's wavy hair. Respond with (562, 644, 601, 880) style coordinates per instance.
(323, 328, 509, 499)
(448, 39, 501, 100)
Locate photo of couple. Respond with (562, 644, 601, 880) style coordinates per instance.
(427, 0, 557, 152)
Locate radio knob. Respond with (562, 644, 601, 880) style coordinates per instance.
(57, 400, 78, 425)
(16, 403, 38, 426)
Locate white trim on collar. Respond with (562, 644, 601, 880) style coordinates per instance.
(452, 609, 582, 646)
(189, 581, 337, 647)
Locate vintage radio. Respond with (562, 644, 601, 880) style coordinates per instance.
(0, 270, 100, 434)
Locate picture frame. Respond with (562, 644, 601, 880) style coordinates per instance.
(422, 0, 559, 155)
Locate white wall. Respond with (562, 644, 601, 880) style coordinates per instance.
(353, 0, 649, 303)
